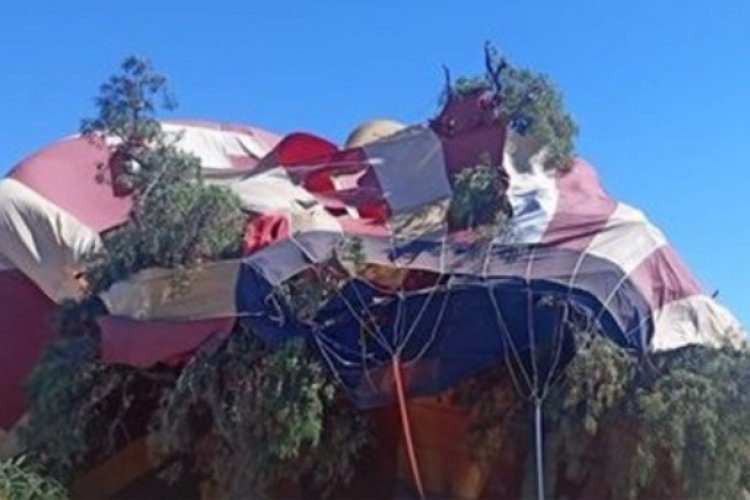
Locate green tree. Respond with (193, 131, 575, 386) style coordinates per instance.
(22, 57, 369, 497)
(456, 327, 750, 499)
(0, 456, 68, 500)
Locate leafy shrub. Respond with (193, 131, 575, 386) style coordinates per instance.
(450, 43, 578, 171)
(149, 328, 369, 498)
(457, 329, 750, 499)
(0, 456, 68, 500)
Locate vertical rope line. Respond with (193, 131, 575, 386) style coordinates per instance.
(396, 226, 449, 354)
(392, 357, 425, 500)
(345, 277, 396, 351)
(534, 398, 546, 500)
(480, 220, 534, 396)
(309, 328, 348, 387)
(524, 246, 540, 398)
(592, 271, 632, 326)
(540, 304, 569, 400)
(523, 246, 548, 500)
(487, 286, 533, 395)
(407, 284, 452, 364)
(539, 249, 588, 397)
(287, 234, 393, 353)
(320, 278, 394, 354)
(382, 139, 445, 348)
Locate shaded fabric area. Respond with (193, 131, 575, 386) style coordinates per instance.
(237, 251, 645, 407)
(0, 270, 56, 428)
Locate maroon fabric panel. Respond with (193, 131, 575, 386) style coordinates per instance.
(9, 136, 131, 233)
(542, 160, 618, 251)
(9, 121, 282, 234)
(629, 244, 703, 310)
(98, 316, 234, 368)
(0, 270, 56, 428)
(430, 91, 507, 181)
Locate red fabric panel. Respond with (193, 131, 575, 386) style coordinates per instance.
(263, 132, 339, 168)
(98, 316, 234, 368)
(262, 132, 391, 223)
(347, 167, 390, 222)
(0, 270, 57, 428)
(243, 213, 291, 255)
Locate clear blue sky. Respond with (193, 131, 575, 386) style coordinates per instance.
(1, 1, 748, 327)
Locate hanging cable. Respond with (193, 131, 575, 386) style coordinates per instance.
(392, 357, 425, 500)
(533, 398, 546, 500)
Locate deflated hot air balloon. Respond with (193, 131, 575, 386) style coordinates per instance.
(0, 50, 745, 499)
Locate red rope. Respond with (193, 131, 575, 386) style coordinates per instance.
(392, 357, 425, 500)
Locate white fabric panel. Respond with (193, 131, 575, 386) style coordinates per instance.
(161, 123, 271, 169)
(330, 172, 364, 219)
(503, 131, 559, 245)
(244, 239, 315, 286)
(651, 295, 746, 351)
(100, 260, 241, 321)
(220, 167, 342, 234)
(0, 179, 101, 302)
(363, 126, 451, 214)
(586, 202, 667, 275)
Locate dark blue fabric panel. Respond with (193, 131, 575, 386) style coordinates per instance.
(237, 255, 651, 408)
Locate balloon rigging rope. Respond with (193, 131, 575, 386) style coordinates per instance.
(302, 259, 393, 355)
(395, 227, 448, 356)
(393, 357, 425, 500)
(486, 285, 533, 396)
(539, 248, 589, 400)
(286, 217, 576, 499)
(309, 329, 348, 387)
(407, 285, 452, 366)
(524, 246, 542, 398)
(379, 220, 449, 500)
(289, 221, 449, 499)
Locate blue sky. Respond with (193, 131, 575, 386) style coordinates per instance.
(1, 1, 748, 327)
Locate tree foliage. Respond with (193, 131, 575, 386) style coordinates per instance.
(17, 48, 746, 500)
(0, 456, 68, 500)
(449, 43, 578, 171)
(448, 154, 512, 231)
(21, 57, 369, 497)
(81, 56, 246, 293)
(457, 327, 750, 499)
(150, 327, 369, 498)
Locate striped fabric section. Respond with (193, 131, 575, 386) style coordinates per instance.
(0, 121, 280, 428)
(92, 122, 745, 356)
(230, 120, 744, 405)
(1, 109, 745, 417)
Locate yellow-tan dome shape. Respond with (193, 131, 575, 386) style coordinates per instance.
(345, 119, 406, 148)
